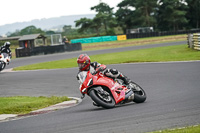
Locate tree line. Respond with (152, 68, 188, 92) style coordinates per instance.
(76, 0, 200, 35)
(9, 0, 200, 37)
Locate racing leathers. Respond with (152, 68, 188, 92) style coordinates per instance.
(90, 62, 131, 85)
(0, 45, 12, 57)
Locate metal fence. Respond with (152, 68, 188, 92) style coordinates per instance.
(126, 29, 200, 39)
(15, 43, 82, 58)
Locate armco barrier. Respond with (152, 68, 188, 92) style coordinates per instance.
(187, 33, 200, 51)
(193, 33, 200, 50)
(117, 35, 127, 41)
(71, 36, 117, 44)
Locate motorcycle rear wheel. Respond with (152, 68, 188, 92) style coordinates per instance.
(89, 88, 115, 109)
(130, 81, 146, 103)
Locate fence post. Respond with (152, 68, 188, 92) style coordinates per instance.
(187, 34, 193, 49)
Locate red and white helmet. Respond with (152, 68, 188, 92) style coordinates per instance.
(77, 54, 91, 71)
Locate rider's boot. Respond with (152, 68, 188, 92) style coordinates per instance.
(117, 74, 131, 86)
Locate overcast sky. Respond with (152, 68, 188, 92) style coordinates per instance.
(0, 0, 122, 26)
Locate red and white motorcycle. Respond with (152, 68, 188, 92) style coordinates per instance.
(0, 53, 11, 72)
(77, 66, 146, 109)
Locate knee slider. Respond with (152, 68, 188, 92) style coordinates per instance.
(110, 69, 120, 78)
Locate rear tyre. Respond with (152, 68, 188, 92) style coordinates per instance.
(130, 82, 146, 103)
(89, 88, 115, 109)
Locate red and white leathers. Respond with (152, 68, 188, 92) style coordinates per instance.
(77, 54, 130, 85)
(90, 62, 131, 85)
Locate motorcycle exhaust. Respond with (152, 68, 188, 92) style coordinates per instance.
(125, 89, 134, 102)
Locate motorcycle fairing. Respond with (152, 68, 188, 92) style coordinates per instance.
(80, 71, 126, 104)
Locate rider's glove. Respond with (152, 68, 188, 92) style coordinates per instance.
(81, 93, 85, 99)
(92, 71, 97, 75)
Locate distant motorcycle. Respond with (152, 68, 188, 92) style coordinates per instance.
(77, 67, 146, 109)
(0, 53, 11, 72)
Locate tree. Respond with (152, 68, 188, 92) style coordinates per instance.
(75, 17, 101, 35)
(75, 18, 93, 33)
(91, 15, 103, 35)
(75, 2, 117, 35)
(8, 29, 21, 37)
(20, 25, 45, 35)
(185, 0, 200, 28)
(91, 2, 117, 34)
(135, 0, 157, 27)
(63, 25, 72, 34)
(115, 0, 157, 33)
(116, 0, 137, 33)
(157, 0, 188, 31)
(45, 30, 56, 35)
(115, 7, 134, 33)
(9, 26, 45, 37)
(91, 2, 114, 14)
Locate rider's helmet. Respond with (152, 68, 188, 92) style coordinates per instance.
(77, 54, 91, 71)
(4, 42, 11, 48)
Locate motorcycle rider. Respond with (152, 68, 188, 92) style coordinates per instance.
(77, 54, 135, 105)
(0, 42, 12, 58)
(77, 54, 131, 85)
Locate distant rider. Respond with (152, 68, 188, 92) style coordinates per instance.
(0, 41, 12, 58)
(77, 54, 131, 86)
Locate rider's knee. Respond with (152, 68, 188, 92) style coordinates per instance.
(104, 69, 120, 78)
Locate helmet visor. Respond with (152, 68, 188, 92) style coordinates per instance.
(78, 63, 85, 70)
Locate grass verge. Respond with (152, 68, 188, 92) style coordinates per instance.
(13, 44, 200, 71)
(149, 125, 200, 133)
(82, 34, 186, 51)
(0, 96, 70, 114)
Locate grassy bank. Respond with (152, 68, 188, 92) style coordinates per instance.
(149, 125, 200, 133)
(82, 34, 186, 51)
(13, 44, 200, 71)
(0, 96, 70, 114)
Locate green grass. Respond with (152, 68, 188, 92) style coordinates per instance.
(82, 34, 186, 51)
(149, 125, 200, 133)
(0, 96, 70, 114)
(83, 34, 186, 46)
(13, 44, 200, 71)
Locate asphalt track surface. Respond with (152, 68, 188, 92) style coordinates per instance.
(1, 41, 200, 133)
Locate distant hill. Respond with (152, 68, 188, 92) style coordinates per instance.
(0, 14, 95, 36)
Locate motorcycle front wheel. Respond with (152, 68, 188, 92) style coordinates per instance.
(0, 62, 5, 71)
(89, 88, 115, 109)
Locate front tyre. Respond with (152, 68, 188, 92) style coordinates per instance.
(89, 88, 115, 109)
(0, 62, 5, 72)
